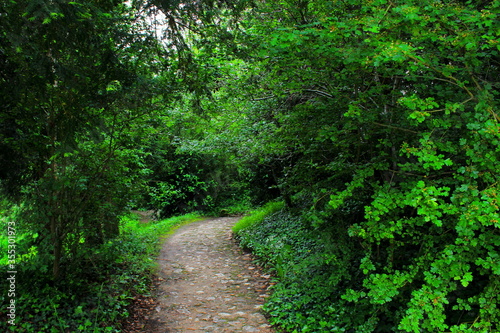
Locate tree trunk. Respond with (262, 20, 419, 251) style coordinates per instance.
(50, 215, 62, 280)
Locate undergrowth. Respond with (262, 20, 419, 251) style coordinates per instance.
(0, 210, 202, 332)
(236, 205, 368, 332)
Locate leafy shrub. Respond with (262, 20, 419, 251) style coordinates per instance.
(232, 201, 284, 235)
(237, 207, 373, 332)
(221, 201, 252, 216)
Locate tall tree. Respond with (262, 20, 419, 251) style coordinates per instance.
(0, 0, 162, 279)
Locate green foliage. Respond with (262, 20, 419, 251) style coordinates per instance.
(232, 201, 284, 235)
(2, 0, 500, 331)
(0, 212, 202, 332)
(0, 0, 164, 279)
(237, 208, 373, 332)
(120, 212, 203, 241)
(143, 145, 220, 217)
(216, 198, 254, 217)
(135, 102, 261, 217)
(208, 0, 500, 331)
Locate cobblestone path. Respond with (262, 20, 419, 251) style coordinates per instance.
(147, 217, 276, 332)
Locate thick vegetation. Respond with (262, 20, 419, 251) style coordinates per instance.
(235, 208, 361, 332)
(0, 202, 201, 332)
(1, 0, 500, 332)
(229, 1, 500, 332)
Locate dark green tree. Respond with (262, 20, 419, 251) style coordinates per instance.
(0, 0, 163, 279)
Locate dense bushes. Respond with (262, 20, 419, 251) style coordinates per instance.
(224, 1, 500, 332)
(0, 211, 202, 332)
(139, 119, 262, 217)
(238, 195, 500, 332)
(236, 206, 372, 332)
(2, 0, 499, 332)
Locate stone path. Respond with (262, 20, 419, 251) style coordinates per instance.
(145, 217, 276, 332)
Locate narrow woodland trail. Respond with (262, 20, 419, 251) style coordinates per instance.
(144, 217, 276, 332)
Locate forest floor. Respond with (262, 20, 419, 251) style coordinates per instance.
(123, 216, 276, 332)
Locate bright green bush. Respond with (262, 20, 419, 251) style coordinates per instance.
(232, 201, 284, 235)
(215, 198, 253, 216)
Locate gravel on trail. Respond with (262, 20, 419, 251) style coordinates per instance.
(126, 217, 277, 333)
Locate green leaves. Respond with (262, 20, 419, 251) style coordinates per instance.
(364, 271, 413, 304)
(208, 0, 500, 329)
(5, 0, 498, 331)
(399, 95, 439, 123)
(130, 0, 500, 330)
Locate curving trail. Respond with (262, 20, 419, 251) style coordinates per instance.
(145, 217, 275, 332)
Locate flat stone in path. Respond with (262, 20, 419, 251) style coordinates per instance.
(146, 217, 275, 333)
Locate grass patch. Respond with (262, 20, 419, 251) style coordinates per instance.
(122, 212, 204, 241)
(232, 201, 284, 235)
